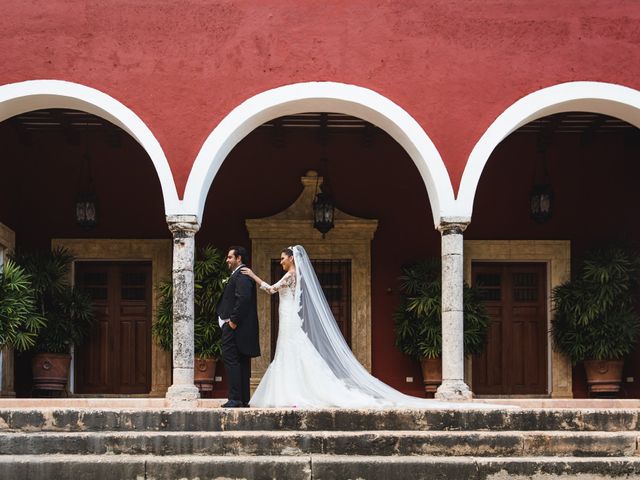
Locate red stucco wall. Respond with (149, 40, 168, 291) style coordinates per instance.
(2, 1, 640, 195)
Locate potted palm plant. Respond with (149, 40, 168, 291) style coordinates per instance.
(154, 245, 228, 392)
(394, 259, 490, 394)
(12, 248, 95, 392)
(552, 245, 640, 395)
(0, 259, 45, 352)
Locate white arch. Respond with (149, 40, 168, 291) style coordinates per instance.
(184, 82, 454, 226)
(457, 81, 640, 218)
(0, 80, 179, 214)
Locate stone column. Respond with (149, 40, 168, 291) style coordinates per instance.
(435, 220, 473, 401)
(165, 215, 201, 407)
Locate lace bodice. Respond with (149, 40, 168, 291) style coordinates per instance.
(260, 270, 296, 299)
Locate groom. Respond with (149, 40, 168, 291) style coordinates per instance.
(216, 246, 260, 407)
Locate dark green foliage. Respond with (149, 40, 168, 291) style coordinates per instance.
(154, 245, 228, 359)
(0, 260, 46, 351)
(552, 246, 640, 364)
(11, 248, 94, 353)
(394, 259, 490, 359)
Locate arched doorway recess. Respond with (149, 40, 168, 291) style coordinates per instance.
(460, 81, 640, 399)
(164, 83, 464, 404)
(169, 80, 507, 405)
(0, 80, 175, 398)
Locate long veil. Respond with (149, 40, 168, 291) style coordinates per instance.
(293, 245, 453, 408)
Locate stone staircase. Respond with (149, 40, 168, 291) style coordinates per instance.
(0, 407, 640, 479)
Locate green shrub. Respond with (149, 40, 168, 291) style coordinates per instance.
(154, 245, 228, 359)
(0, 260, 45, 351)
(552, 246, 640, 364)
(394, 259, 490, 359)
(12, 248, 94, 354)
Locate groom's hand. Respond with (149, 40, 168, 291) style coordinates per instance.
(229, 321, 237, 330)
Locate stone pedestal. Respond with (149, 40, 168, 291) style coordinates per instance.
(165, 215, 201, 407)
(0, 224, 16, 398)
(435, 221, 472, 401)
(0, 348, 15, 397)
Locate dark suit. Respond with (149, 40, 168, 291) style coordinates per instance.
(216, 265, 260, 405)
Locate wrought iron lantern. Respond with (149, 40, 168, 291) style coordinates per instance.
(75, 153, 97, 229)
(529, 183, 553, 223)
(75, 191, 97, 229)
(313, 190, 335, 236)
(529, 142, 553, 223)
(313, 117, 335, 237)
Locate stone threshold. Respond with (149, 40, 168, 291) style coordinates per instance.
(0, 398, 638, 410)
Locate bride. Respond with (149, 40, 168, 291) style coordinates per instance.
(242, 245, 475, 408)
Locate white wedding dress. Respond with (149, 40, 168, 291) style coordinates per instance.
(249, 268, 379, 408)
(249, 245, 499, 409)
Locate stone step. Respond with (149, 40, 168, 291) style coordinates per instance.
(1, 408, 638, 432)
(312, 456, 640, 479)
(0, 454, 310, 480)
(0, 430, 637, 457)
(1, 454, 640, 480)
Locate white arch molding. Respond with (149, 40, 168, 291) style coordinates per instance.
(457, 81, 640, 218)
(184, 82, 455, 226)
(0, 79, 179, 214)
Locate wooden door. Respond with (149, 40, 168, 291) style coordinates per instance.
(472, 263, 548, 395)
(270, 259, 351, 360)
(75, 262, 152, 394)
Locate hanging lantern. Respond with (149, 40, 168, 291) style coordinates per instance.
(313, 190, 335, 236)
(75, 153, 98, 229)
(313, 117, 334, 237)
(76, 191, 97, 229)
(529, 140, 554, 224)
(530, 183, 553, 223)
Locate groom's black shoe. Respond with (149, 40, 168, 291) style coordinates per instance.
(221, 400, 243, 408)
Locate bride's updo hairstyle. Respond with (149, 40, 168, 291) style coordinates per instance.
(281, 247, 294, 258)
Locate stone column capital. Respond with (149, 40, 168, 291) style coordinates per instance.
(167, 215, 200, 236)
(437, 220, 470, 235)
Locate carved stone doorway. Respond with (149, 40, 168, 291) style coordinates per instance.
(246, 171, 378, 390)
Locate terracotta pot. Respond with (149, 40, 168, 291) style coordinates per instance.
(194, 357, 217, 392)
(584, 359, 624, 394)
(31, 353, 71, 391)
(420, 357, 442, 394)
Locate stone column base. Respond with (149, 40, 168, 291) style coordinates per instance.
(165, 384, 200, 408)
(435, 379, 473, 401)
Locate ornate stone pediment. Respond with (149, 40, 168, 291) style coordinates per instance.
(246, 171, 378, 387)
(246, 170, 378, 241)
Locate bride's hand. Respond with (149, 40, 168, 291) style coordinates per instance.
(240, 267, 254, 278)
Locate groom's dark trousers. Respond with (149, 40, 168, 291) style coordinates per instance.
(221, 323, 251, 403)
